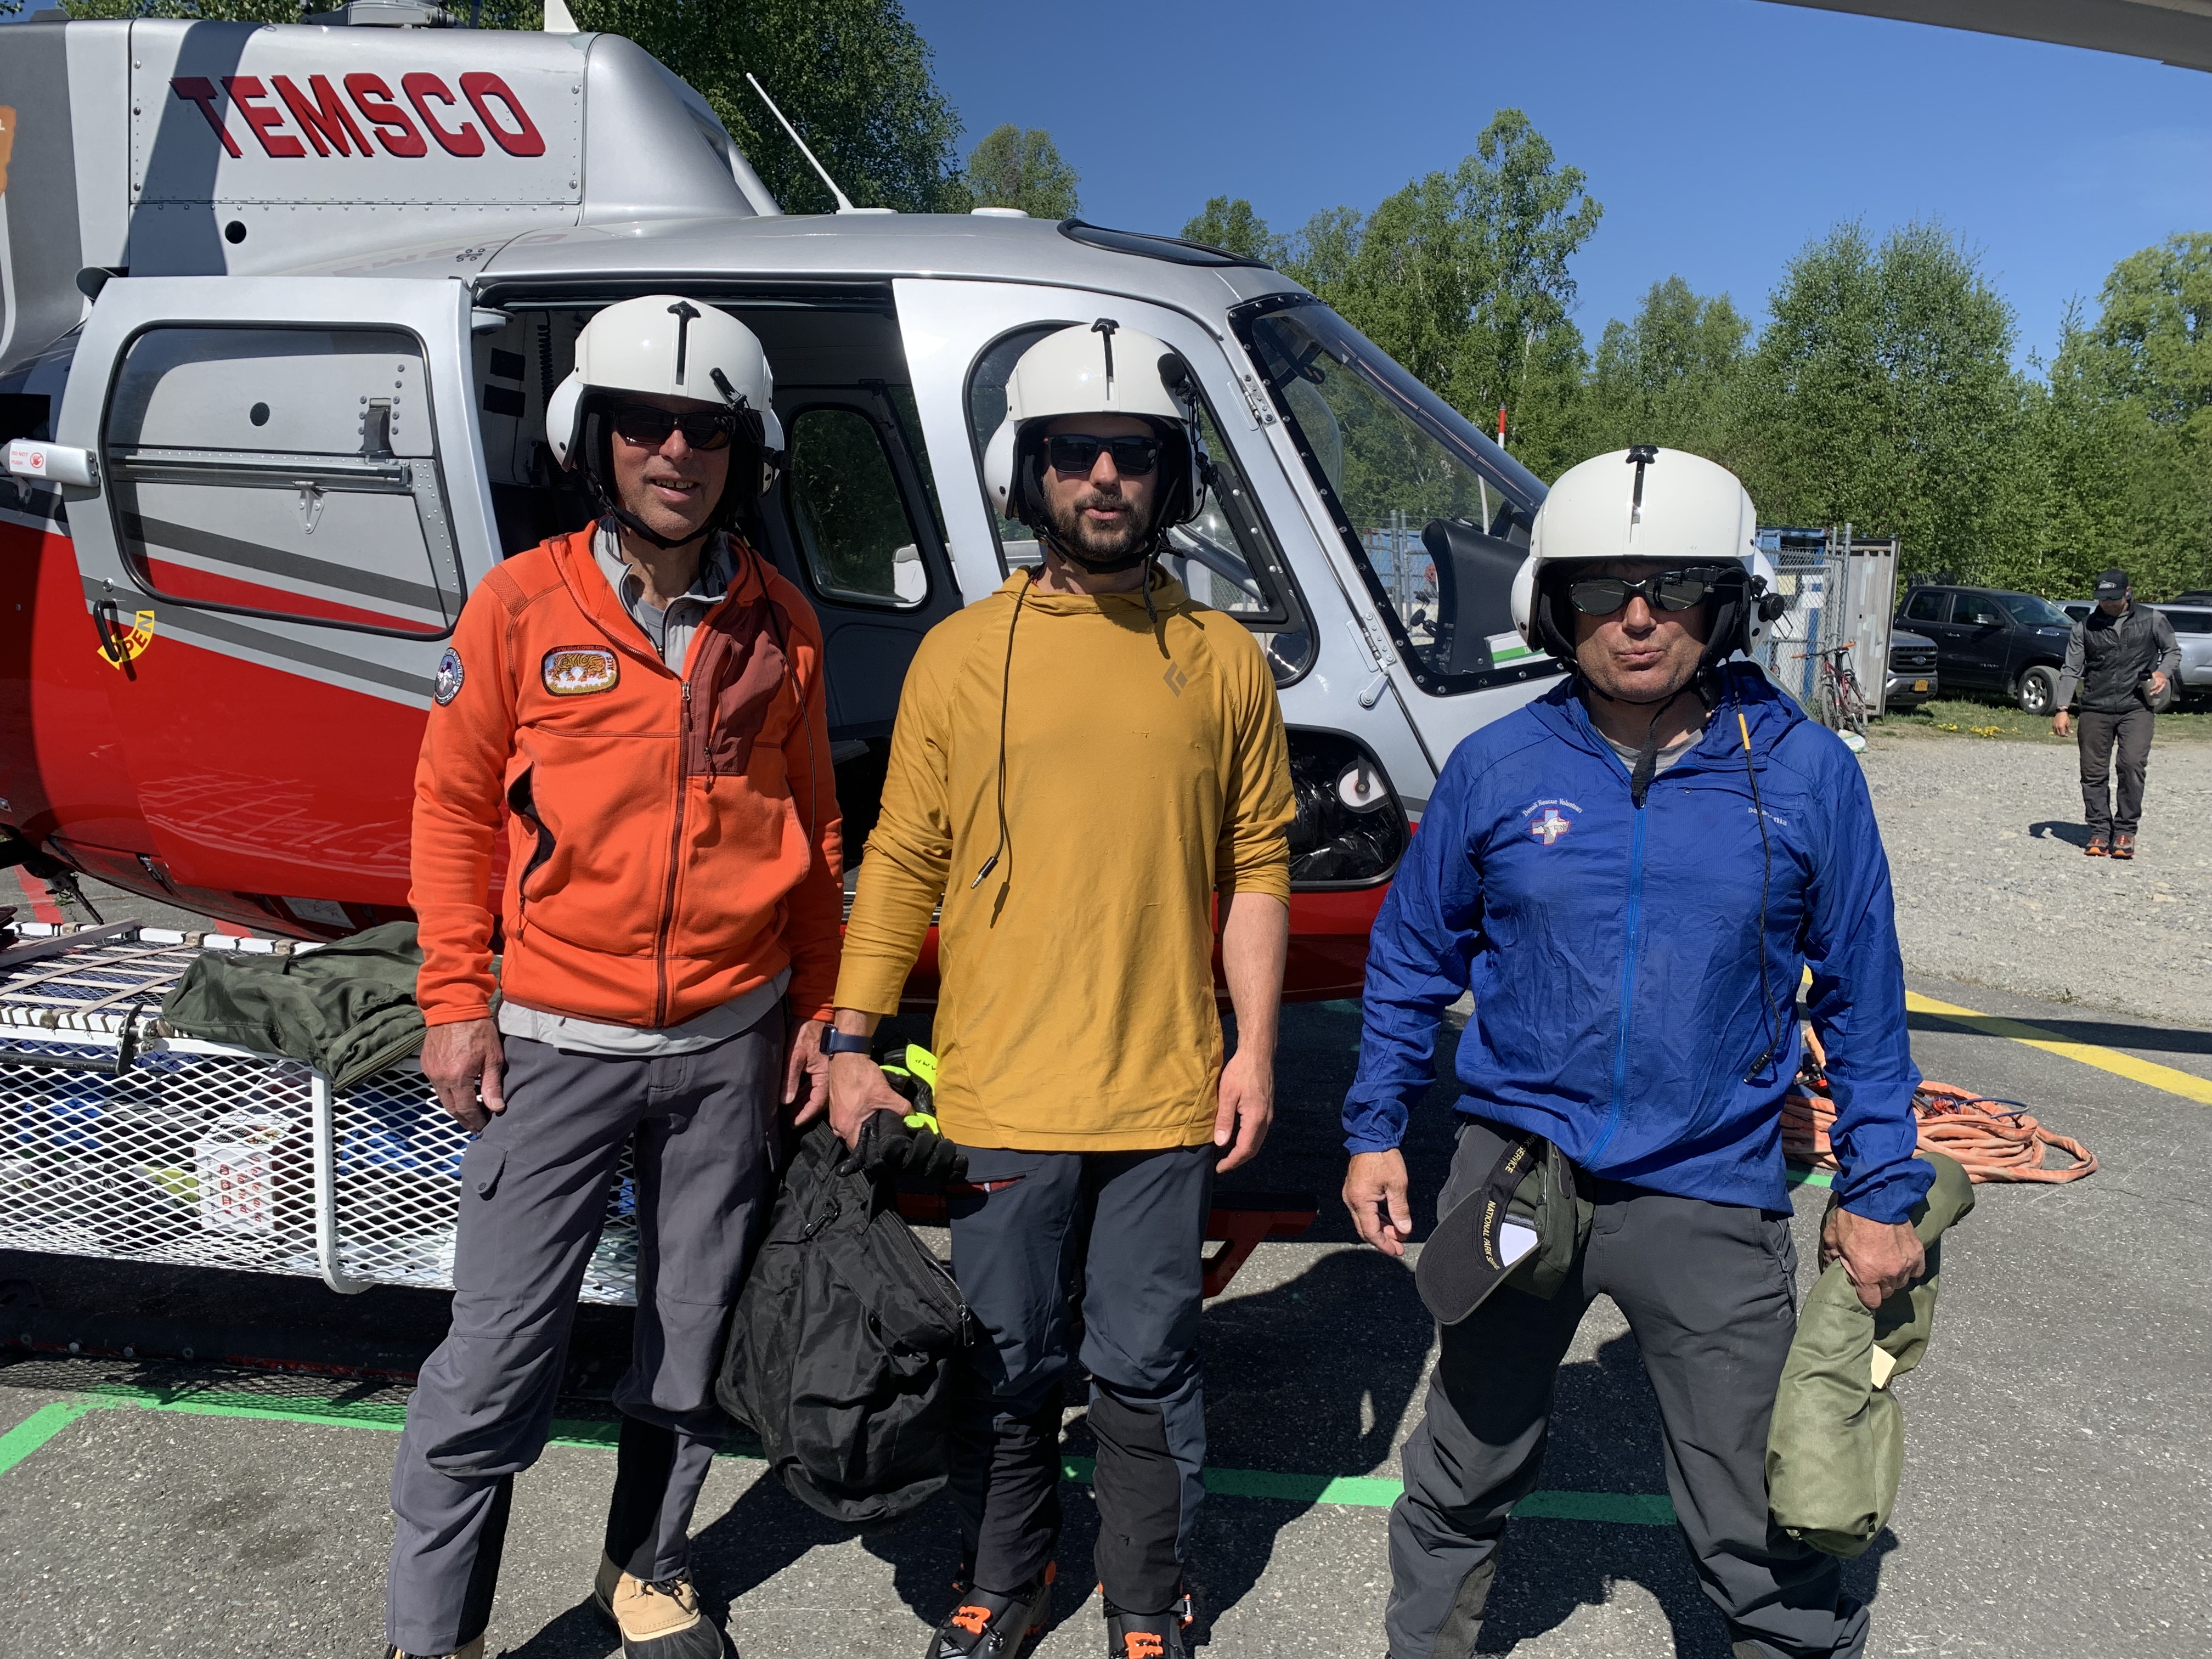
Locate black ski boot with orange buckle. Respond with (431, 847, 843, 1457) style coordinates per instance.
(925, 1563, 1054, 1658)
(1102, 1585, 1192, 1659)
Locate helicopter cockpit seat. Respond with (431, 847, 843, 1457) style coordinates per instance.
(1423, 514, 1531, 678)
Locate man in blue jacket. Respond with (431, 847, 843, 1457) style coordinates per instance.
(1343, 448, 1929, 1659)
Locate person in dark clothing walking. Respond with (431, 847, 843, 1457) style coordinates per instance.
(2053, 567, 2180, 859)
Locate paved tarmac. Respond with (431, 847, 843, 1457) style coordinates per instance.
(2, 968, 2205, 1659)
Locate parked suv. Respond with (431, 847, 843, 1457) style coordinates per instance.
(1885, 630, 1939, 710)
(1895, 585, 2075, 714)
(2154, 603, 2212, 706)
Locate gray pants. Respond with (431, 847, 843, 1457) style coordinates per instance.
(385, 1017, 782, 1656)
(946, 1143, 1215, 1614)
(1388, 1119, 1867, 1659)
(2078, 705, 2153, 837)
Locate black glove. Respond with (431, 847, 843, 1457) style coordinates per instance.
(845, 1109, 968, 1186)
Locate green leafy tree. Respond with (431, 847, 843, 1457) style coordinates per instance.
(1278, 110, 1601, 479)
(2037, 234, 2212, 598)
(1181, 196, 1282, 262)
(1578, 276, 1750, 460)
(962, 123, 1078, 219)
(557, 1, 963, 215)
(1734, 221, 2036, 579)
(61, 1, 300, 17)
(1278, 205, 1363, 299)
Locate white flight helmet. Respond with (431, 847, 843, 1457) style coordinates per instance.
(982, 320, 1209, 568)
(546, 296, 783, 543)
(1509, 445, 1784, 668)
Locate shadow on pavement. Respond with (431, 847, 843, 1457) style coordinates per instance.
(2027, 819, 2091, 848)
(1474, 1330, 1898, 1656)
(1906, 1008, 2212, 1055)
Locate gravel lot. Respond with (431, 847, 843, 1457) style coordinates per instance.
(1863, 726, 2212, 1029)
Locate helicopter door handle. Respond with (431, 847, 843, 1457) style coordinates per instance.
(93, 599, 128, 664)
(1343, 617, 1393, 708)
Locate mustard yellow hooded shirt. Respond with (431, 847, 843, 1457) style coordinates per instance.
(835, 571, 1294, 1152)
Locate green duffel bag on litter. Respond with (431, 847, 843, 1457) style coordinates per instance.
(160, 921, 426, 1089)
(1766, 1149, 1975, 1558)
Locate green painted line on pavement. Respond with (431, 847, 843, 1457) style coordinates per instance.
(1514, 1488, 1676, 1525)
(1786, 1164, 1835, 1189)
(8, 1383, 1675, 1524)
(1061, 1454, 1673, 1523)
(0, 1401, 103, 1476)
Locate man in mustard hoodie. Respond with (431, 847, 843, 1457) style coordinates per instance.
(826, 323, 1293, 1659)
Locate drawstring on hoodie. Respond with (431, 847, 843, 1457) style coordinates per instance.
(1140, 557, 1167, 656)
(972, 572, 1034, 889)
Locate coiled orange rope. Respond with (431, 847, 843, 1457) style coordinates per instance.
(1782, 1027, 2097, 1184)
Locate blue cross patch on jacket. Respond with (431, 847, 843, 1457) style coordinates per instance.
(1342, 665, 1932, 1224)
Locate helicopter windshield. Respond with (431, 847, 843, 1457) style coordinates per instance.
(1234, 298, 1554, 696)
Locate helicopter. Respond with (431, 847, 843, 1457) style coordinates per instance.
(0, 4, 1562, 1003)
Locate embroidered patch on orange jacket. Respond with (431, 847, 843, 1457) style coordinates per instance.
(542, 646, 620, 696)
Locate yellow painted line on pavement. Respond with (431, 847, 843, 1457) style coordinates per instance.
(1904, 990, 2212, 1105)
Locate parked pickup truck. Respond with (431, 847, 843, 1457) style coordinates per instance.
(1885, 630, 1940, 710)
(1895, 585, 2075, 715)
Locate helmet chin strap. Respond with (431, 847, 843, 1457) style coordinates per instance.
(584, 408, 746, 554)
(596, 495, 713, 554)
(1039, 520, 1173, 654)
(1578, 673, 1713, 809)
(1037, 510, 1164, 577)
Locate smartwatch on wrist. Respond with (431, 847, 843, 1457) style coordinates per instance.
(821, 1028, 873, 1058)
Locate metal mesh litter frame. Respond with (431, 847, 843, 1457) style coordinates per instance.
(0, 923, 639, 1305)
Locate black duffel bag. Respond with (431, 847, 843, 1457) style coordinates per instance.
(716, 1119, 971, 1526)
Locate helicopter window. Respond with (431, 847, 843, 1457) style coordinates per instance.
(100, 326, 463, 639)
(964, 326, 1313, 685)
(1233, 297, 1558, 697)
(783, 406, 928, 610)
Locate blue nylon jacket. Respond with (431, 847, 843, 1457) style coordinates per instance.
(1343, 665, 1932, 1224)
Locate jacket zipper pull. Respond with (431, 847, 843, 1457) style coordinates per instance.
(683, 680, 705, 782)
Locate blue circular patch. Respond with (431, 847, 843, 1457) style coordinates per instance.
(433, 646, 465, 706)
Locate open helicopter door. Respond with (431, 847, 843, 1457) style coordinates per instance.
(1223, 298, 1560, 772)
(52, 276, 492, 921)
(891, 278, 1435, 835)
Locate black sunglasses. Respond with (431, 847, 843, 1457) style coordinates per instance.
(608, 403, 738, 452)
(1043, 433, 1163, 476)
(1567, 568, 1733, 617)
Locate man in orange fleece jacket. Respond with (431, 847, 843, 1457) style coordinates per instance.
(386, 298, 840, 1659)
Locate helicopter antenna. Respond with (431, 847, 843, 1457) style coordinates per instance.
(746, 74, 883, 215)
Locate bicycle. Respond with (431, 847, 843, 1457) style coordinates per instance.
(1796, 641, 1870, 738)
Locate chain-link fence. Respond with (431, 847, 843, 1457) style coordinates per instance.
(0, 923, 637, 1304)
(1753, 527, 1899, 726)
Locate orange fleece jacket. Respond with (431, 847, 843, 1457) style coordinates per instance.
(411, 528, 843, 1030)
(836, 572, 1293, 1151)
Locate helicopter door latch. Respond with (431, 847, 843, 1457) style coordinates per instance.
(1344, 615, 1397, 709)
(294, 481, 326, 535)
(362, 398, 395, 459)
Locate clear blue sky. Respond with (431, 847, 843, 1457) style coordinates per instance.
(906, 0, 2212, 370)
